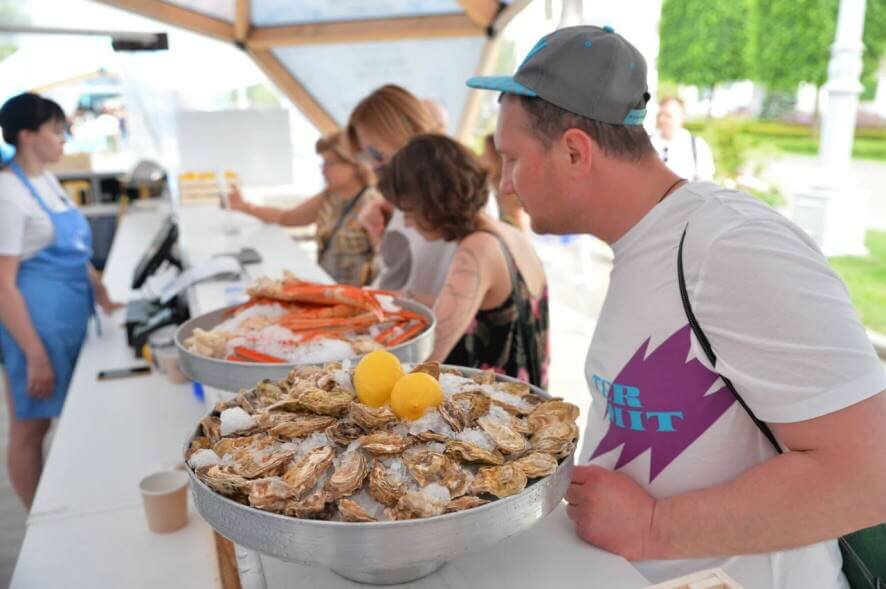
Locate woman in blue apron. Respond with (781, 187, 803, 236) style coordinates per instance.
(0, 93, 117, 508)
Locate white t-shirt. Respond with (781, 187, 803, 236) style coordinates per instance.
(375, 210, 457, 296)
(581, 182, 884, 588)
(0, 168, 72, 259)
(651, 128, 716, 181)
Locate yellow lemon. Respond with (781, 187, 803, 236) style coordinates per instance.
(390, 372, 444, 420)
(354, 350, 404, 407)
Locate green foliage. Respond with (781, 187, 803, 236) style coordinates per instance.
(830, 231, 886, 333)
(686, 119, 886, 161)
(660, 0, 886, 95)
(690, 119, 754, 178)
(753, 0, 837, 90)
(659, 0, 754, 87)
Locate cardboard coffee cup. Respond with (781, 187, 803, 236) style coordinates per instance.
(139, 470, 189, 533)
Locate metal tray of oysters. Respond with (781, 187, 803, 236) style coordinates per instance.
(175, 276, 435, 391)
(184, 362, 579, 585)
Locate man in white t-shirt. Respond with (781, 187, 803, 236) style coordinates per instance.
(468, 26, 885, 588)
(651, 97, 716, 181)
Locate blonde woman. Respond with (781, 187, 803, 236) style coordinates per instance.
(228, 132, 377, 285)
(346, 84, 457, 296)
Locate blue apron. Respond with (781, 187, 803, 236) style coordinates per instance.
(0, 162, 94, 420)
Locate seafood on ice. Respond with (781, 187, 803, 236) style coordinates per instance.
(184, 273, 431, 364)
(186, 363, 580, 523)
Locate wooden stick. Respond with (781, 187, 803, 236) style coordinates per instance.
(213, 532, 243, 589)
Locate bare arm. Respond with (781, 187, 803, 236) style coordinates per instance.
(429, 238, 492, 361)
(87, 263, 121, 313)
(648, 390, 886, 558)
(0, 256, 54, 397)
(228, 185, 326, 227)
(566, 390, 886, 560)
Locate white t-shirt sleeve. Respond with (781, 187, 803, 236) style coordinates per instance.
(0, 196, 27, 256)
(691, 218, 885, 423)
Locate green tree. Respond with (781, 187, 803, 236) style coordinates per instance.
(659, 0, 755, 88)
(0, 0, 28, 62)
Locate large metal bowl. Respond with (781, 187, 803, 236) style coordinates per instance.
(185, 367, 575, 585)
(175, 298, 435, 391)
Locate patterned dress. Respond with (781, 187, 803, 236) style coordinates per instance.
(445, 231, 550, 387)
(315, 187, 377, 286)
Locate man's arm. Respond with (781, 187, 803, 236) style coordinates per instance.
(647, 389, 886, 558)
(566, 390, 886, 560)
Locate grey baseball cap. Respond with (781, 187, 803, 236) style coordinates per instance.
(467, 25, 649, 126)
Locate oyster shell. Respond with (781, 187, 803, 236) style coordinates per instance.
(254, 379, 286, 407)
(350, 402, 398, 431)
(410, 361, 441, 380)
(527, 401, 581, 433)
(440, 366, 464, 376)
(247, 477, 297, 511)
(337, 498, 377, 522)
(403, 450, 470, 498)
(392, 484, 450, 519)
(451, 391, 491, 423)
(234, 448, 296, 479)
(511, 452, 559, 478)
(368, 461, 406, 507)
(438, 399, 469, 432)
(325, 451, 369, 500)
(477, 415, 529, 455)
(281, 445, 335, 498)
(264, 397, 303, 413)
(411, 431, 451, 444)
(444, 440, 505, 466)
(212, 432, 270, 457)
(497, 381, 531, 397)
(198, 465, 249, 497)
(470, 464, 528, 498)
(358, 431, 410, 457)
(295, 386, 353, 417)
(283, 489, 330, 519)
(445, 495, 489, 513)
(531, 421, 579, 458)
(325, 420, 366, 446)
(472, 371, 497, 385)
(200, 416, 222, 444)
(268, 415, 337, 440)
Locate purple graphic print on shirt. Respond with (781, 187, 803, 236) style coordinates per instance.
(589, 325, 735, 482)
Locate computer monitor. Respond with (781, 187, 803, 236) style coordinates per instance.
(131, 216, 180, 289)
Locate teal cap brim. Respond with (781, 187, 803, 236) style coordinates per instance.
(466, 75, 538, 97)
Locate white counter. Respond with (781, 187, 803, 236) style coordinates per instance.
(11, 203, 650, 589)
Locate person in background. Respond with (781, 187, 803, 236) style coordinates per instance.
(0, 93, 118, 509)
(651, 96, 715, 181)
(468, 25, 885, 587)
(421, 98, 449, 133)
(348, 84, 457, 296)
(227, 131, 377, 286)
(379, 134, 549, 386)
(480, 133, 531, 232)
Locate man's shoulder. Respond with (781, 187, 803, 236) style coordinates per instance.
(679, 182, 814, 258)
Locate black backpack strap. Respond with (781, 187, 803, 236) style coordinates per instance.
(677, 226, 782, 454)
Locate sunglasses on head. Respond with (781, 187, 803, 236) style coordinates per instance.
(359, 145, 385, 165)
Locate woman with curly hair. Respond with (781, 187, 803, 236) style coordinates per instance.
(379, 134, 549, 387)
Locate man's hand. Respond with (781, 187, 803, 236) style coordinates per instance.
(25, 346, 55, 398)
(565, 465, 658, 561)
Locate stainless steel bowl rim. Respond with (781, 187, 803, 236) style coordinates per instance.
(184, 365, 573, 529)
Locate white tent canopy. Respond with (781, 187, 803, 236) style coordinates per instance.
(94, 0, 530, 138)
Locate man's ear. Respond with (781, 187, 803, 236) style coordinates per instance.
(561, 128, 594, 174)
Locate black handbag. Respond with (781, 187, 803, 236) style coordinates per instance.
(677, 226, 885, 589)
